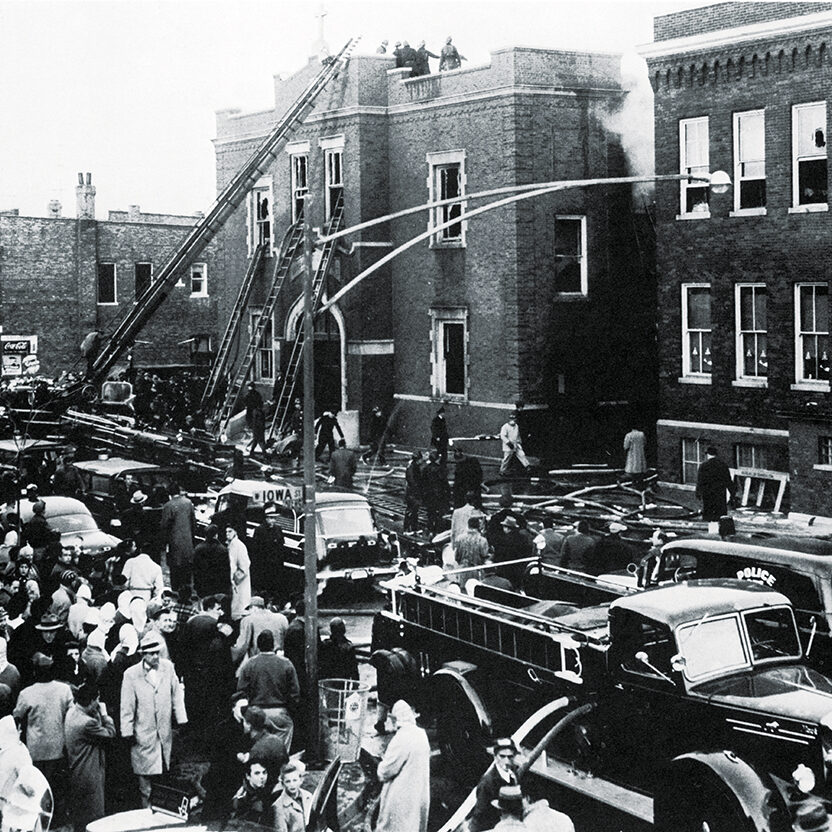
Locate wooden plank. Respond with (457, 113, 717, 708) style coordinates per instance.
(742, 475, 752, 507)
(774, 478, 787, 514)
(756, 479, 766, 508)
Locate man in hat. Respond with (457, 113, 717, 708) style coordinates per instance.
(696, 446, 735, 525)
(469, 738, 520, 832)
(120, 631, 187, 807)
(403, 451, 423, 533)
(488, 784, 527, 831)
(22, 500, 56, 560)
(122, 547, 165, 602)
(486, 493, 527, 548)
(159, 482, 196, 593)
(232, 596, 289, 664)
(499, 412, 529, 477)
(120, 490, 153, 553)
(533, 515, 567, 564)
(593, 521, 640, 575)
(250, 505, 284, 599)
(492, 515, 534, 587)
(329, 438, 357, 488)
(454, 516, 489, 579)
(64, 683, 116, 832)
(318, 617, 359, 681)
(430, 406, 449, 467)
(559, 519, 597, 574)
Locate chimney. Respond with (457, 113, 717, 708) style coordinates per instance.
(75, 172, 96, 220)
(47, 200, 62, 218)
(128, 204, 141, 222)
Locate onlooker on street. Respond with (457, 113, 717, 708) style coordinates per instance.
(489, 784, 526, 831)
(450, 491, 482, 547)
(454, 516, 489, 580)
(439, 36, 466, 71)
(273, 760, 312, 832)
(250, 506, 284, 599)
(159, 483, 195, 592)
(492, 516, 533, 587)
(232, 596, 289, 663)
(121, 549, 164, 602)
(227, 526, 252, 621)
(559, 519, 597, 574)
(623, 426, 648, 481)
(398, 40, 417, 75)
(522, 784, 575, 832)
(318, 617, 359, 681)
(696, 445, 735, 525)
(238, 704, 288, 787)
(230, 758, 273, 825)
(193, 525, 231, 600)
(533, 516, 566, 564)
(329, 439, 357, 488)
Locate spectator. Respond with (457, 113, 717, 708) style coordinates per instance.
(238, 704, 288, 786)
(122, 549, 164, 602)
(171, 585, 199, 629)
(489, 785, 526, 831)
(273, 760, 312, 832)
(329, 439, 357, 488)
(491, 516, 533, 587)
(230, 758, 273, 825)
(0, 636, 21, 706)
(413, 40, 439, 76)
(227, 526, 251, 621)
(319, 618, 359, 681)
(120, 492, 154, 555)
(120, 632, 187, 808)
(376, 39, 388, 54)
(533, 515, 567, 564)
(67, 583, 92, 640)
(454, 516, 489, 579)
(250, 506, 284, 600)
(193, 525, 231, 599)
(398, 40, 417, 76)
(0, 714, 31, 795)
(522, 783, 574, 832)
(559, 519, 598, 574)
(450, 491, 482, 547)
(232, 596, 289, 664)
(393, 41, 403, 67)
(439, 35, 466, 71)
(159, 483, 196, 592)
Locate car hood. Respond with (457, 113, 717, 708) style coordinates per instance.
(698, 664, 832, 724)
(60, 529, 120, 552)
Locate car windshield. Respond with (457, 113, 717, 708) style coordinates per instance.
(317, 507, 375, 538)
(48, 513, 98, 534)
(744, 606, 801, 662)
(677, 614, 750, 681)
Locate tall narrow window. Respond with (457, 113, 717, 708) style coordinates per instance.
(430, 307, 467, 399)
(324, 149, 343, 219)
(254, 188, 271, 247)
(679, 117, 710, 215)
(795, 283, 829, 383)
(733, 110, 766, 211)
(682, 284, 712, 377)
(553, 216, 587, 295)
(97, 263, 117, 305)
(190, 263, 208, 298)
(681, 438, 705, 484)
(793, 102, 828, 206)
(251, 311, 274, 381)
(134, 263, 152, 300)
(427, 150, 466, 246)
(291, 155, 308, 223)
(819, 436, 832, 466)
(735, 284, 767, 380)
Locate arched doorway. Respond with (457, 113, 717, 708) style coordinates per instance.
(284, 297, 346, 413)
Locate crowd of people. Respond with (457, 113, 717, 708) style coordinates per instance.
(132, 370, 209, 433)
(376, 36, 467, 75)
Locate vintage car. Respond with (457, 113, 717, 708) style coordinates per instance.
(0, 437, 68, 489)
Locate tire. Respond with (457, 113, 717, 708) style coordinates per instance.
(658, 780, 752, 832)
(435, 682, 492, 784)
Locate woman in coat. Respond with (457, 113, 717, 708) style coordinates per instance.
(376, 700, 430, 832)
(226, 526, 251, 621)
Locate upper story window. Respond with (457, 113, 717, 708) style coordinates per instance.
(291, 154, 308, 224)
(430, 307, 467, 400)
(795, 282, 829, 384)
(553, 216, 587, 296)
(679, 117, 710, 216)
(190, 263, 208, 298)
(427, 150, 466, 247)
(250, 310, 275, 382)
(681, 284, 712, 377)
(792, 102, 827, 207)
(733, 110, 766, 212)
(97, 263, 117, 305)
(735, 284, 767, 381)
(135, 262, 152, 300)
(252, 187, 271, 248)
(321, 139, 344, 220)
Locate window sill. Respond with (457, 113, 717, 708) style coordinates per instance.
(790, 382, 830, 391)
(729, 207, 767, 217)
(429, 240, 466, 250)
(553, 292, 589, 301)
(190, 294, 209, 300)
(676, 212, 711, 221)
(788, 203, 829, 214)
(813, 464, 832, 472)
(433, 393, 467, 404)
(97, 302, 118, 307)
(732, 378, 768, 388)
(677, 376, 712, 385)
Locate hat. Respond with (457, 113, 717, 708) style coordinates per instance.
(501, 515, 519, 530)
(25, 484, 37, 493)
(492, 784, 523, 814)
(247, 596, 265, 609)
(706, 446, 718, 456)
(76, 583, 92, 601)
(608, 522, 627, 534)
(138, 632, 163, 654)
(60, 569, 78, 586)
(263, 503, 278, 517)
(130, 490, 148, 505)
(35, 613, 62, 631)
(31, 652, 53, 668)
(490, 737, 518, 755)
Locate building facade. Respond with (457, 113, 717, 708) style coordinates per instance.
(642, 1, 832, 514)
(0, 174, 223, 379)
(214, 47, 654, 460)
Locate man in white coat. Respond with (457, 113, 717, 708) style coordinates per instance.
(499, 413, 529, 476)
(120, 631, 187, 807)
(226, 527, 251, 622)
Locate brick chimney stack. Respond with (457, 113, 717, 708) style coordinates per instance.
(127, 204, 141, 222)
(75, 172, 96, 219)
(47, 200, 62, 218)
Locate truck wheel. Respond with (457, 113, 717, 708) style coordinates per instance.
(663, 783, 751, 832)
(436, 686, 491, 783)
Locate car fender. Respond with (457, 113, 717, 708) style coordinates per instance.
(431, 661, 492, 736)
(656, 750, 774, 832)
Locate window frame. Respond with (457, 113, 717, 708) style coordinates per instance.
(733, 442, 771, 472)
(679, 116, 710, 218)
(734, 283, 767, 384)
(429, 307, 468, 401)
(553, 215, 588, 296)
(323, 143, 344, 220)
(794, 282, 830, 387)
(134, 262, 152, 301)
(97, 263, 117, 306)
(290, 153, 309, 224)
(681, 283, 712, 379)
(732, 109, 766, 214)
(819, 436, 832, 467)
(792, 101, 828, 210)
(189, 263, 208, 298)
(427, 150, 467, 248)
(681, 437, 706, 485)
(250, 310, 275, 382)
(249, 181, 273, 254)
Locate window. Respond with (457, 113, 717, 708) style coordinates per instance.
(733, 110, 766, 211)
(430, 307, 467, 399)
(735, 284, 767, 380)
(253, 187, 271, 247)
(324, 149, 343, 219)
(792, 102, 827, 206)
(190, 263, 208, 298)
(135, 262, 152, 300)
(679, 117, 710, 215)
(553, 216, 587, 295)
(795, 283, 829, 383)
(97, 263, 116, 305)
(189, 334, 213, 365)
(428, 150, 466, 246)
(291, 154, 308, 223)
(251, 311, 274, 381)
(820, 436, 832, 466)
(734, 443, 770, 470)
(681, 437, 705, 484)
(682, 284, 712, 377)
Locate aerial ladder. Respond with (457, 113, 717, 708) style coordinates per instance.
(75, 37, 359, 397)
(212, 215, 306, 434)
(200, 242, 267, 410)
(268, 192, 345, 441)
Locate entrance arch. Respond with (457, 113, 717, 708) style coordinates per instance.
(284, 297, 346, 413)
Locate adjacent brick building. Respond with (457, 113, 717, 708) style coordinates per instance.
(214, 48, 654, 459)
(0, 174, 223, 378)
(641, 1, 832, 514)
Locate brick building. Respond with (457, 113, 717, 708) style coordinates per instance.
(0, 174, 223, 379)
(214, 47, 654, 460)
(641, 1, 832, 514)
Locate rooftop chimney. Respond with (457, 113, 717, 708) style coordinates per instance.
(128, 204, 141, 222)
(76, 172, 96, 220)
(47, 200, 62, 218)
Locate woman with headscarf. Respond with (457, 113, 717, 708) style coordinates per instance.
(0, 530, 18, 566)
(376, 700, 430, 832)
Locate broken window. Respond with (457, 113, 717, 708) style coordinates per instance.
(135, 262, 152, 300)
(796, 283, 829, 383)
(734, 110, 766, 210)
(682, 284, 712, 376)
(680, 117, 710, 215)
(430, 307, 467, 398)
(428, 151, 466, 246)
(190, 263, 208, 298)
(793, 102, 827, 206)
(251, 310, 274, 381)
(325, 149, 343, 219)
(97, 263, 116, 305)
(736, 284, 767, 379)
(554, 216, 587, 295)
(291, 155, 308, 223)
(254, 189, 271, 246)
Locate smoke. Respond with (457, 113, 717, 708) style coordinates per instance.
(603, 51, 656, 207)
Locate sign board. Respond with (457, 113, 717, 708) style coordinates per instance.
(1, 336, 38, 377)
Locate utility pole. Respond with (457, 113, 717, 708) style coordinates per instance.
(302, 194, 320, 760)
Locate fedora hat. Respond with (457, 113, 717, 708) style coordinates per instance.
(35, 613, 62, 632)
(491, 784, 523, 813)
(138, 632, 163, 654)
(131, 490, 148, 505)
(501, 515, 519, 530)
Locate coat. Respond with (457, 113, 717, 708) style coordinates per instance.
(376, 722, 430, 832)
(623, 429, 647, 475)
(273, 787, 312, 832)
(120, 657, 187, 775)
(64, 703, 116, 829)
(229, 536, 252, 620)
(695, 456, 734, 521)
(329, 447, 357, 488)
(193, 540, 231, 598)
(160, 494, 195, 568)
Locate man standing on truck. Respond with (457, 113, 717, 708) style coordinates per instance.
(695, 446, 734, 527)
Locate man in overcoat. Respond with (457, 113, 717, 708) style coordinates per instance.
(159, 483, 195, 592)
(695, 446, 734, 523)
